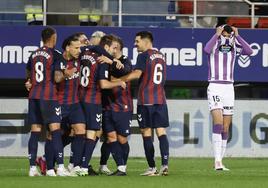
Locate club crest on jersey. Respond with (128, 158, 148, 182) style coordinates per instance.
(60, 62, 66, 70)
(219, 44, 233, 53)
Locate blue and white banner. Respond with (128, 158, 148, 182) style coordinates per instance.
(1, 99, 268, 157)
(0, 26, 267, 81)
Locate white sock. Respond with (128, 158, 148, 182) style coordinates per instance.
(30, 166, 37, 170)
(100, 165, 108, 169)
(212, 133, 222, 162)
(58, 164, 64, 169)
(221, 139, 227, 160)
(118, 165, 126, 172)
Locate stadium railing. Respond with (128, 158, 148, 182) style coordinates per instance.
(0, 0, 268, 28)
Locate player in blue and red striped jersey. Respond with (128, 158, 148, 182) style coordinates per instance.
(79, 34, 126, 176)
(26, 27, 70, 177)
(101, 35, 133, 176)
(47, 35, 87, 176)
(118, 31, 169, 176)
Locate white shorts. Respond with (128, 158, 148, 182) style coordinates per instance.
(207, 83, 234, 115)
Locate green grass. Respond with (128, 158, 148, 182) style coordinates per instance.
(1, 158, 268, 188)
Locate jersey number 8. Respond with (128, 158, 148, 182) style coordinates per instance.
(35, 62, 44, 83)
(80, 66, 90, 87)
(153, 64, 163, 84)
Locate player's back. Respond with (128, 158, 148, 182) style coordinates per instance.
(27, 46, 58, 101)
(136, 49, 167, 105)
(79, 48, 102, 104)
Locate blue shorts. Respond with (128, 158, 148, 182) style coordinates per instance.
(81, 102, 102, 131)
(137, 104, 169, 129)
(61, 103, 85, 129)
(28, 99, 61, 126)
(102, 110, 132, 137)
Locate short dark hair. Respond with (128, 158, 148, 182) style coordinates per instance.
(99, 35, 116, 48)
(223, 25, 233, 34)
(41, 26, 56, 43)
(73, 32, 86, 38)
(136, 31, 153, 43)
(61, 34, 80, 50)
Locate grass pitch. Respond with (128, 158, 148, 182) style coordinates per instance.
(0, 157, 268, 188)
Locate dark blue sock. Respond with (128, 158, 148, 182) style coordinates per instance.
(158, 135, 169, 166)
(100, 142, 110, 165)
(72, 134, 85, 167)
(81, 139, 96, 168)
(120, 142, 130, 165)
(69, 141, 74, 164)
(62, 135, 74, 148)
(143, 136, 155, 168)
(45, 139, 55, 170)
(109, 141, 124, 166)
(95, 137, 99, 144)
(51, 129, 64, 165)
(28, 131, 41, 166)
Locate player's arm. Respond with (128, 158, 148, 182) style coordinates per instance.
(84, 45, 114, 60)
(54, 68, 77, 83)
(99, 79, 126, 89)
(98, 55, 124, 70)
(54, 70, 64, 83)
(25, 57, 32, 91)
(118, 69, 142, 82)
(204, 27, 223, 54)
(98, 63, 126, 89)
(116, 53, 145, 82)
(111, 57, 132, 77)
(232, 27, 253, 56)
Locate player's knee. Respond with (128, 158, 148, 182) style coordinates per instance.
(96, 129, 103, 138)
(107, 131, 117, 142)
(86, 130, 97, 140)
(156, 127, 166, 137)
(31, 124, 42, 132)
(72, 123, 86, 135)
(48, 123, 61, 131)
(140, 128, 152, 137)
(117, 134, 127, 144)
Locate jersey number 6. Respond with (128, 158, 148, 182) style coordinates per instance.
(153, 64, 163, 85)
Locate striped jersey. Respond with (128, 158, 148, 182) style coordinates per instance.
(79, 48, 102, 104)
(204, 34, 252, 83)
(134, 49, 167, 105)
(26, 46, 61, 101)
(104, 55, 133, 112)
(57, 54, 80, 105)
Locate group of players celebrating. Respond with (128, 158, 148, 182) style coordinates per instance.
(26, 24, 253, 177)
(26, 27, 170, 177)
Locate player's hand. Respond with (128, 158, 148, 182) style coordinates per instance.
(98, 55, 113, 64)
(119, 81, 126, 89)
(216, 26, 224, 36)
(114, 59, 124, 70)
(231, 26, 239, 36)
(64, 67, 77, 78)
(25, 79, 32, 91)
